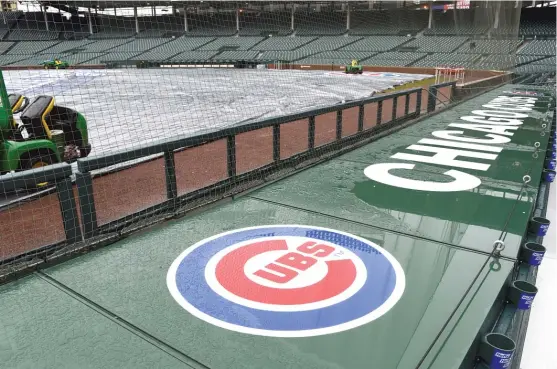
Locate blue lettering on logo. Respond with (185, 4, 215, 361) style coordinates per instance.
(166, 225, 406, 337)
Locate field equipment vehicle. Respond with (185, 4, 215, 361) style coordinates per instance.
(345, 59, 363, 74)
(0, 70, 91, 176)
(40, 58, 70, 69)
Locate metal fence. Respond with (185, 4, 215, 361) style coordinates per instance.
(0, 81, 455, 275)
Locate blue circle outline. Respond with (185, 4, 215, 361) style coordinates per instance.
(172, 226, 399, 332)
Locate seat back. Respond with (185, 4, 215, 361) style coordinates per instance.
(20, 96, 54, 139)
(8, 94, 24, 112)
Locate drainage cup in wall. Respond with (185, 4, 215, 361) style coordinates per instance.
(543, 169, 556, 183)
(508, 280, 538, 310)
(545, 158, 556, 170)
(479, 333, 515, 369)
(528, 216, 551, 237)
(520, 242, 546, 266)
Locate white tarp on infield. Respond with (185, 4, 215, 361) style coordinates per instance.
(3, 68, 431, 157)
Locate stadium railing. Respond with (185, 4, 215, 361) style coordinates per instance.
(0, 163, 81, 265)
(0, 80, 455, 279)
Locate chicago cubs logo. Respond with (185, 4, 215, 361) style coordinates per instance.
(167, 225, 405, 337)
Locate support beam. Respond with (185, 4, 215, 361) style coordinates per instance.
(88, 8, 93, 35)
(346, 3, 350, 30)
(134, 6, 139, 34)
(452, 1, 457, 28)
(236, 8, 240, 32)
(184, 7, 188, 32)
(291, 5, 295, 30)
(493, 1, 501, 29)
(428, 1, 433, 28)
(43, 5, 49, 32)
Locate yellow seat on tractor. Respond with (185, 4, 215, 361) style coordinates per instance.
(8, 93, 29, 127)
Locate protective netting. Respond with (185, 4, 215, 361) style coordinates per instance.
(0, 0, 555, 272)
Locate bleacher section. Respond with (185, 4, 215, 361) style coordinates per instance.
(455, 39, 521, 54)
(5, 40, 60, 55)
(515, 56, 557, 74)
(131, 37, 215, 61)
(7, 29, 59, 41)
(296, 36, 362, 51)
(187, 14, 237, 36)
(402, 36, 469, 53)
(360, 51, 427, 67)
(0, 7, 553, 73)
(519, 8, 556, 37)
(474, 54, 541, 71)
(252, 36, 315, 50)
(340, 36, 411, 52)
(197, 36, 265, 51)
(168, 51, 218, 63)
(137, 16, 185, 36)
(295, 11, 345, 36)
(424, 9, 489, 36)
(519, 39, 556, 56)
(257, 50, 314, 62)
(239, 12, 292, 36)
(108, 38, 171, 53)
(296, 50, 376, 65)
(349, 9, 428, 36)
(36, 40, 96, 54)
(412, 53, 479, 68)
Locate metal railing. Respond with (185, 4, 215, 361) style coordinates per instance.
(0, 163, 81, 255)
(0, 81, 456, 267)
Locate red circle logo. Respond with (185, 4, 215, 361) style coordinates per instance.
(205, 236, 366, 312)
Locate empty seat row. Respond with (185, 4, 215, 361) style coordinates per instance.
(349, 10, 428, 36)
(456, 39, 521, 54)
(362, 51, 427, 67)
(6, 29, 59, 41)
(5, 40, 60, 54)
(257, 50, 313, 62)
(412, 53, 479, 68)
(198, 36, 265, 51)
(166, 51, 218, 62)
(300, 36, 362, 52)
(403, 36, 468, 53)
(252, 36, 315, 51)
(341, 36, 410, 51)
(518, 39, 556, 56)
(108, 38, 171, 52)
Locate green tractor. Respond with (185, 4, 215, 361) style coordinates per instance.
(40, 58, 70, 70)
(345, 59, 363, 74)
(0, 70, 91, 178)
